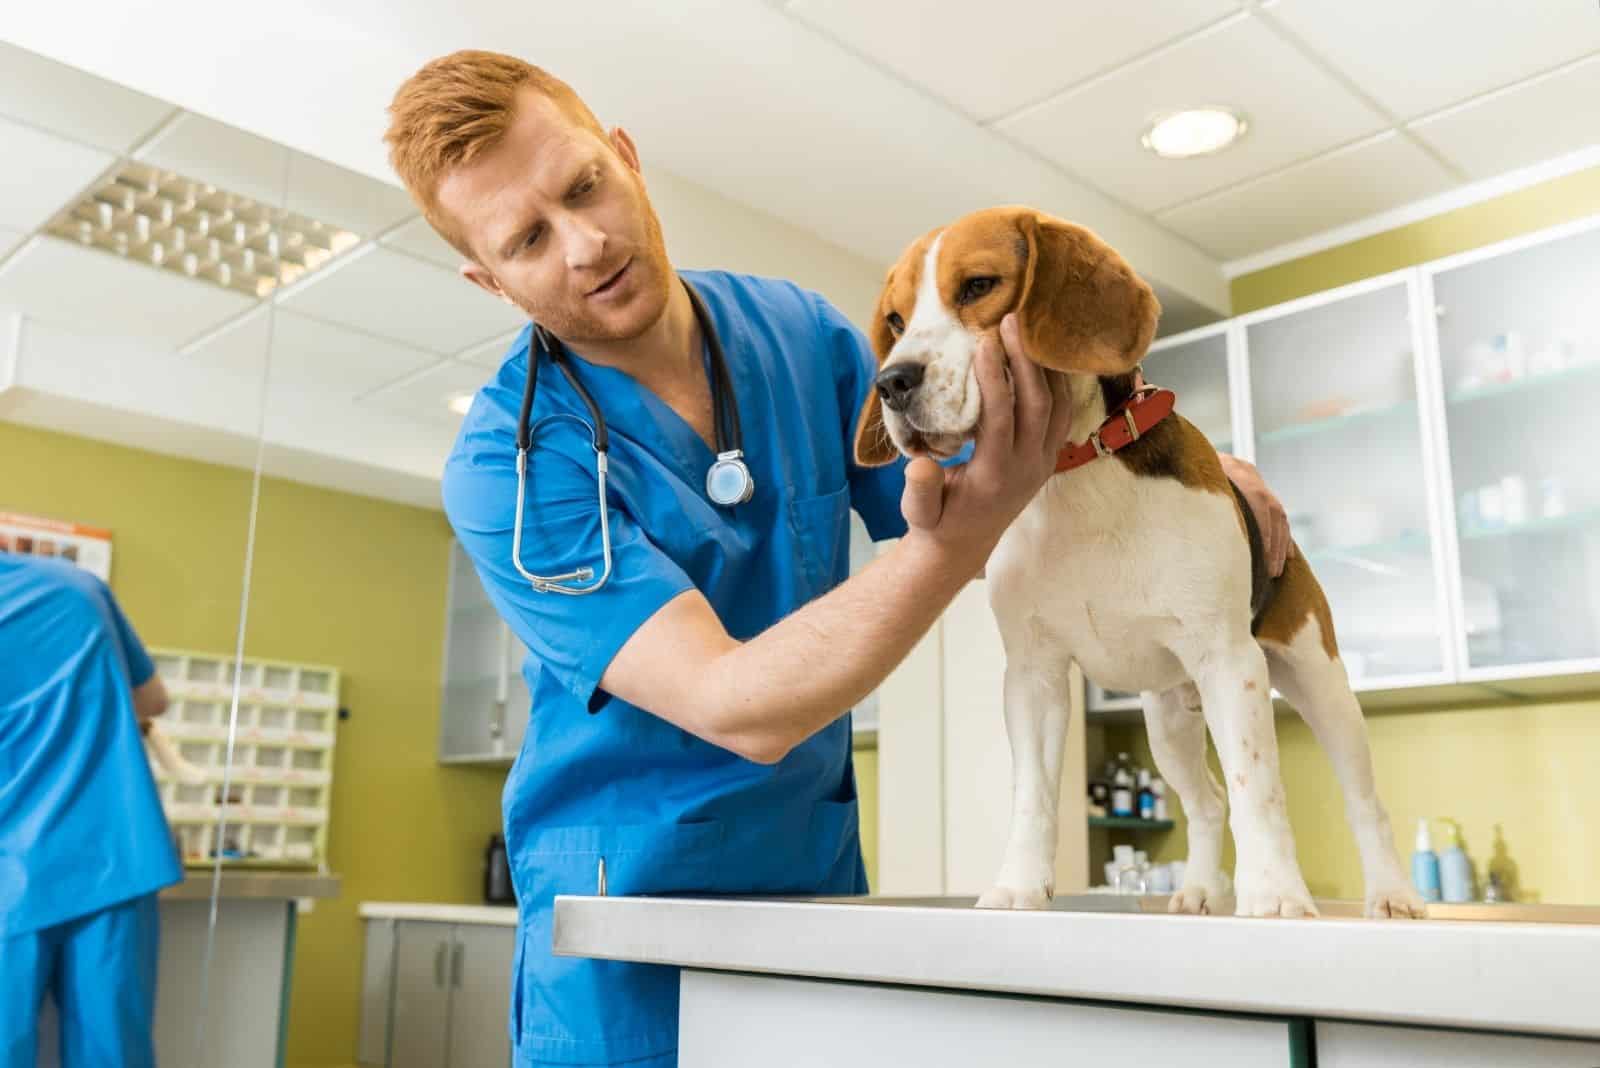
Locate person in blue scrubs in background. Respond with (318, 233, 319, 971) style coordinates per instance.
(385, 52, 1288, 1068)
(1, 554, 182, 1067)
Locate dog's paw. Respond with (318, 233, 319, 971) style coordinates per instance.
(1365, 885, 1427, 919)
(975, 884, 1051, 910)
(1168, 881, 1225, 915)
(1234, 877, 1319, 918)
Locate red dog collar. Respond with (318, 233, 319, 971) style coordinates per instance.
(1054, 385, 1177, 474)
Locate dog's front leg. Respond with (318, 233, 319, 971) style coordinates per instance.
(976, 655, 1073, 910)
(1180, 635, 1317, 918)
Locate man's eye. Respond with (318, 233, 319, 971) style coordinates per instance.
(886, 312, 905, 337)
(523, 226, 544, 250)
(958, 276, 999, 304)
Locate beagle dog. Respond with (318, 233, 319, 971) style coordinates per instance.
(855, 206, 1424, 919)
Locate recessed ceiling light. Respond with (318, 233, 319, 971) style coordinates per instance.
(1141, 108, 1247, 160)
(44, 161, 361, 298)
(448, 393, 474, 416)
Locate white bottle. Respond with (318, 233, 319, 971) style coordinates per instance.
(1111, 753, 1136, 818)
(1151, 778, 1169, 821)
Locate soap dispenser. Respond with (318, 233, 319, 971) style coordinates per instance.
(1411, 818, 1442, 903)
(1438, 818, 1475, 903)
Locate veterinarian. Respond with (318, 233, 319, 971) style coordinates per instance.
(385, 51, 1289, 1068)
(0, 554, 182, 1067)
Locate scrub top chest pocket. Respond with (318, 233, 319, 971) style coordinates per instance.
(787, 486, 852, 601)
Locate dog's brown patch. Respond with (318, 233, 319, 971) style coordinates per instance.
(1253, 548, 1340, 661)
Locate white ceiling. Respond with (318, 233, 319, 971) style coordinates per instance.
(1, 2, 1598, 507)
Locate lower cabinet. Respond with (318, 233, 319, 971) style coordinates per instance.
(360, 918, 516, 1068)
(1316, 1022, 1600, 1067)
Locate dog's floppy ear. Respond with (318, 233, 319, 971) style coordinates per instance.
(1015, 212, 1160, 376)
(852, 272, 903, 468)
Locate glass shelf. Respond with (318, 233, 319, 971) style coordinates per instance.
(1256, 400, 1410, 447)
(1447, 358, 1600, 406)
(1303, 531, 1431, 567)
(1459, 505, 1600, 542)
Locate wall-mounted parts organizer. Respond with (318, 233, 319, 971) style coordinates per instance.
(148, 648, 341, 869)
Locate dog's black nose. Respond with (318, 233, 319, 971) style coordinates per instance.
(875, 362, 925, 412)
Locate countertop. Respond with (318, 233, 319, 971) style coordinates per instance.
(360, 901, 518, 926)
(160, 869, 341, 901)
(552, 893, 1600, 1038)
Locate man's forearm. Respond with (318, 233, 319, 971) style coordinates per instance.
(696, 531, 979, 762)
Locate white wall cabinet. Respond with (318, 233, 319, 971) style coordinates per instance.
(1085, 215, 1600, 717)
(438, 540, 529, 765)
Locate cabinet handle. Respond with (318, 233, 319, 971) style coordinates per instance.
(433, 940, 448, 987)
(451, 940, 465, 988)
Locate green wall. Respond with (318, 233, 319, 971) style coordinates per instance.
(0, 419, 505, 1067)
(1101, 166, 1600, 905)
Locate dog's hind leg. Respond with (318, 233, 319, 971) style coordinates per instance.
(1264, 620, 1425, 919)
(1142, 684, 1229, 914)
(1176, 629, 1317, 918)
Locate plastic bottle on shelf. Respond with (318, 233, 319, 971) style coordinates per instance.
(1111, 753, 1136, 818)
(1151, 778, 1169, 821)
(1412, 818, 1442, 903)
(1438, 819, 1475, 904)
(1137, 769, 1156, 821)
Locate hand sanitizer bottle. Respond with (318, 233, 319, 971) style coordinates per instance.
(1439, 818, 1475, 903)
(1412, 818, 1442, 903)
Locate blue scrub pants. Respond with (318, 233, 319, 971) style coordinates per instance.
(1, 894, 160, 1068)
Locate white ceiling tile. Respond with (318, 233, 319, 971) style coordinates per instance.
(1409, 55, 1600, 180)
(185, 306, 438, 396)
(0, 227, 25, 263)
(277, 246, 527, 356)
(359, 359, 494, 427)
(183, 303, 272, 370)
(456, 328, 525, 369)
(1269, 0, 1600, 120)
(0, 235, 255, 347)
(1156, 133, 1457, 260)
(264, 310, 439, 396)
(0, 41, 175, 154)
(995, 14, 1388, 212)
(380, 215, 466, 271)
(787, 0, 1241, 121)
(134, 111, 287, 208)
(0, 115, 114, 231)
(284, 153, 418, 237)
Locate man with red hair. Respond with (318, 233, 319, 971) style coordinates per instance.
(385, 50, 1286, 1068)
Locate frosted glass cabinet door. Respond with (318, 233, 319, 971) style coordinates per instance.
(1245, 278, 1448, 685)
(1430, 223, 1600, 672)
(1142, 326, 1233, 450)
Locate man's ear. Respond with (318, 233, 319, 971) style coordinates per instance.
(611, 126, 642, 174)
(461, 262, 518, 310)
(1014, 212, 1160, 375)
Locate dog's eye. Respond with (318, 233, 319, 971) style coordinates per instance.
(886, 311, 905, 337)
(959, 276, 999, 304)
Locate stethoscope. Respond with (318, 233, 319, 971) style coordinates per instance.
(511, 277, 753, 596)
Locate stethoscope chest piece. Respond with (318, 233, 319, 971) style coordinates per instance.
(706, 450, 755, 506)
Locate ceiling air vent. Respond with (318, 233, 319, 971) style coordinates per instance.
(44, 161, 360, 298)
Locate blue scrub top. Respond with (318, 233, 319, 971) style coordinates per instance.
(0, 556, 182, 937)
(444, 270, 908, 1066)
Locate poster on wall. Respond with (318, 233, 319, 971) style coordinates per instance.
(0, 511, 114, 581)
